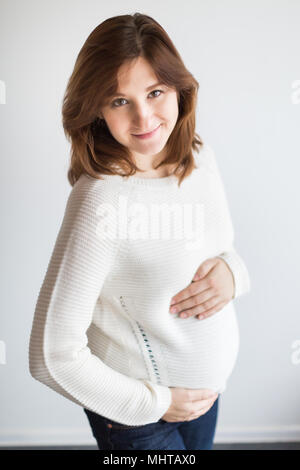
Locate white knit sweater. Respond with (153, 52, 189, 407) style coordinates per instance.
(29, 143, 251, 426)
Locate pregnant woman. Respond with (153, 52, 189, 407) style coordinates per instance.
(29, 13, 251, 450)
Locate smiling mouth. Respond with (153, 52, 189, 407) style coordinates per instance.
(132, 124, 161, 138)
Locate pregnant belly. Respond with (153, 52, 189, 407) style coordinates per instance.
(158, 303, 240, 392)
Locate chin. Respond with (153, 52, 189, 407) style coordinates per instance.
(134, 143, 167, 157)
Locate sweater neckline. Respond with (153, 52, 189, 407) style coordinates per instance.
(101, 172, 179, 189)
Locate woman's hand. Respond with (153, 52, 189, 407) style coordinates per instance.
(169, 257, 235, 320)
(162, 388, 219, 422)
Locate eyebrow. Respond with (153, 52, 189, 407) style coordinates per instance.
(112, 82, 165, 98)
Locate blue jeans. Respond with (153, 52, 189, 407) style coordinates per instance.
(83, 396, 219, 450)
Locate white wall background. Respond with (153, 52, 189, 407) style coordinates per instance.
(1, 0, 300, 447)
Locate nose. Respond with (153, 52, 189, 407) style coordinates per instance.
(131, 102, 154, 132)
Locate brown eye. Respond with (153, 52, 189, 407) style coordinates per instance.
(149, 89, 163, 98)
(111, 98, 127, 108)
(111, 90, 164, 108)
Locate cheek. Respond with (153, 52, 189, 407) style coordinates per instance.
(106, 115, 127, 137)
(162, 96, 178, 121)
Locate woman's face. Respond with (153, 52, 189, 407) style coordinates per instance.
(99, 56, 179, 170)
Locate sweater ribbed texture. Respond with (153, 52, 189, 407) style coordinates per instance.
(29, 143, 251, 426)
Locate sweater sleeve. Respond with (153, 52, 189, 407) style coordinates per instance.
(28, 176, 172, 426)
(199, 144, 251, 299)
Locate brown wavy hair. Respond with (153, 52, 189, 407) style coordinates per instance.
(62, 12, 204, 187)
